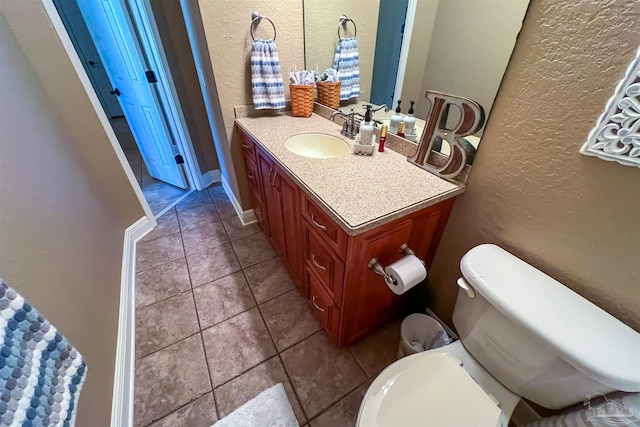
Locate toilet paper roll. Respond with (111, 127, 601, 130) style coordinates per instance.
(384, 255, 427, 295)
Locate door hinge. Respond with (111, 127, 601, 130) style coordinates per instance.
(175, 154, 184, 164)
(145, 70, 158, 83)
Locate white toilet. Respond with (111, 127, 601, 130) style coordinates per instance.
(357, 244, 640, 426)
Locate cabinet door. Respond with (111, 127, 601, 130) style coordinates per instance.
(277, 170, 303, 285)
(256, 150, 282, 250)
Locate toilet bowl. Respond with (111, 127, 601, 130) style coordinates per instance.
(357, 244, 640, 427)
(357, 340, 520, 427)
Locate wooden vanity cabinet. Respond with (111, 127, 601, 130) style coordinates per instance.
(245, 139, 304, 286)
(239, 129, 455, 347)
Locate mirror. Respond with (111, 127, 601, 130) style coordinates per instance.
(303, 0, 529, 160)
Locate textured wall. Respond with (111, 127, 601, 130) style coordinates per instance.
(303, 0, 380, 102)
(0, 2, 145, 424)
(198, 0, 305, 206)
(151, 0, 220, 175)
(429, 0, 640, 331)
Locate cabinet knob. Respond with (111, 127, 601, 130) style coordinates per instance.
(311, 296, 325, 312)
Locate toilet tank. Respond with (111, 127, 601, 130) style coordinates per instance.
(452, 244, 640, 409)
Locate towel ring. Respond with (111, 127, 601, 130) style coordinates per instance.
(338, 14, 357, 39)
(251, 12, 277, 41)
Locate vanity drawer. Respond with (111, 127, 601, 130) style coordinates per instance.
(302, 196, 348, 258)
(307, 268, 340, 342)
(241, 133, 256, 159)
(305, 225, 344, 306)
(244, 157, 261, 194)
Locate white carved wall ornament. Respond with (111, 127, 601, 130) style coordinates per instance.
(580, 48, 640, 167)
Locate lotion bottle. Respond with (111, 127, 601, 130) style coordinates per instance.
(389, 100, 403, 134)
(403, 101, 416, 136)
(358, 104, 375, 145)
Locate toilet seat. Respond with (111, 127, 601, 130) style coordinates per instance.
(357, 351, 501, 427)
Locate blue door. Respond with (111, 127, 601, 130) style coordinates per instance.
(77, 0, 187, 189)
(370, 0, 409, 106)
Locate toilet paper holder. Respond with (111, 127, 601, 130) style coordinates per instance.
(368, 244, 425, 287)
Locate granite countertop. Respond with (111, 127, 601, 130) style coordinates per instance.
(235, 112, 465, 235)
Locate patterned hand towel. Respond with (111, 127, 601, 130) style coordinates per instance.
(251, 39, 286, 110)
(0, 278, 87, 426)
(332, 37, 360, 100)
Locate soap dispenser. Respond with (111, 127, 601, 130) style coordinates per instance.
(358, 104, 374, 145)
(389, 100, 403, 134)
(403, 101, 416, 137)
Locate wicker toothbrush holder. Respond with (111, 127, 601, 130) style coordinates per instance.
(316, 81, 342, 109)
(289, 84, 315, 117)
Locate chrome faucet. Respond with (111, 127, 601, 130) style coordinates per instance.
(355, 104, 388, 127)
(330, 109, 358, 139)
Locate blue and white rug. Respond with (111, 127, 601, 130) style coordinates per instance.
(0, 279, 87, 426)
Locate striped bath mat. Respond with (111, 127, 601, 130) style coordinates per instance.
(0, 278, 87, 426)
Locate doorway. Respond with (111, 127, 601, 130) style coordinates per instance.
(52, 0, 193, 215)
(370, 0, 409, 107)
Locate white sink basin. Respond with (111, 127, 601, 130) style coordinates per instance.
(284, 133, 350, 159)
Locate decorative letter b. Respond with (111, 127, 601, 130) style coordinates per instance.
(408, 91, 485, 179)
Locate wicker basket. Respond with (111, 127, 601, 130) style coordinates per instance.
(289, 84, 315, 117)
(316, 81, 342, 109)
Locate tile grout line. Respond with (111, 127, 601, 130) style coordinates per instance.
(306, 380, 368, 425)
(277, 329, 337, 423)
(347, 345, 371, 381)
(136, 224, 275, 275)
(239, 266, 311, 425)
(257, 289, 323, 353)
(135, 328, 200, 362)
(138, 191, 372, 426)
(275, 351, 310, 424)
(177, 199, 220, 421)
(280, 329, 368, 424)
(135, 193, 223, 425)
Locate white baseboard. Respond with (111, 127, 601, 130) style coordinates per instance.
(200, 169, 221, 190)
(220, 174, 257, 226)
(112, 216, 154, 427)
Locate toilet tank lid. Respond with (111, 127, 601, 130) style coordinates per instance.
(460, 244, 640, 393)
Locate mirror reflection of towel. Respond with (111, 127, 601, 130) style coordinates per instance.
(333, 37, 360, 100)
(251, 39, 286, 110)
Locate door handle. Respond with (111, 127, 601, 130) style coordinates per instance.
(110, 88, 121, 96)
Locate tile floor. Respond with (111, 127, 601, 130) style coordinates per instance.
(133, 185, 401, 427)
(111, 117, 189, 215)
